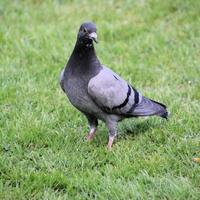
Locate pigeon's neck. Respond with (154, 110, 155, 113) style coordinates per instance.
(73, 41, 96, 58)
(67, 41, 102, 74)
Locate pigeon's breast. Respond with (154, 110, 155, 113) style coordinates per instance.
(66, 77, 88, 106)
(64, 74, 102, 116)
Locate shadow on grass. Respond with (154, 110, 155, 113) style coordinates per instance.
(117, 119, 157, 140)
(92, 118, 163, 146)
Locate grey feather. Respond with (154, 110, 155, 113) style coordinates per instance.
(129, 96, 168, 119)
(60, 69, 65, 92)
(88, 66, 142, 115)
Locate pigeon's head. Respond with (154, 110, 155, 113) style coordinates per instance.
(77, 22, 98, 47)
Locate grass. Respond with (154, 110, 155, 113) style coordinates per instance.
(0, 0, 200, 199)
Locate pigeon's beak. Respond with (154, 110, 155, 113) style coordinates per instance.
(89, 32, 98, 43)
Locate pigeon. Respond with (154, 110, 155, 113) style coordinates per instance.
(60, 22, 168, 150)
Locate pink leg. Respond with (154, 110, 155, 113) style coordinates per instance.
(106, 119, 117, 150)
(107, 135, 115, 151)
(85, 115, 98, 142)
(86, 127, 96, 141)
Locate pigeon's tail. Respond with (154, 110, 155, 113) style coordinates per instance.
(131, 96, 169, 119)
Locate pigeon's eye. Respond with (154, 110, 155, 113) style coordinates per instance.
(83, 28, 87, 33)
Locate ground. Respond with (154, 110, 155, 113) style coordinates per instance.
(0, 0, 200, 199)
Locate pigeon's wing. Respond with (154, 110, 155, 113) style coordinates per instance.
(88, 67, 141, 115)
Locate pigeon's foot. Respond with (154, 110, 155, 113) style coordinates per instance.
(86, 133, 95, 141)
(107, 136, 115, 151)
(85, 127, 96, 141)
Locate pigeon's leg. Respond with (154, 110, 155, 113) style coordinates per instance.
(106, 120, 117, 150)
(85, 115, 98, 141)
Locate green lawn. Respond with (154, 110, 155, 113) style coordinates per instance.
(0, 0, 200, 199)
